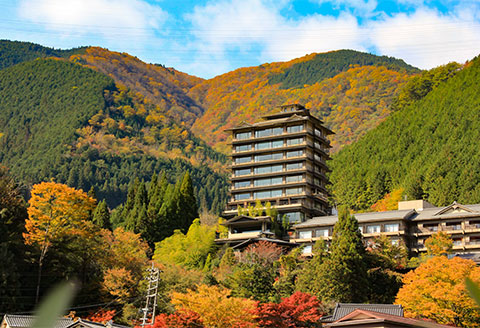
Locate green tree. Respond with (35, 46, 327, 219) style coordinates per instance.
(318, 207, 368, 303)
(295, 239, 328, 297)
(92, 200, 111, 230)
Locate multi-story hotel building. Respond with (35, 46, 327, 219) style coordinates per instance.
(292, 199, 480, 260)
(222, 104, 334, 223)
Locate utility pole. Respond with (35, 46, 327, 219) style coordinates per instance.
(141, 262, 160, 326)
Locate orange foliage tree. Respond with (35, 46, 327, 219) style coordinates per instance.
(371, 188, 404, 212)
(23, 181, 96, 303)
(396, 256, 480, 327)
(170, 285, 257, 328)
(425, 231, 453, 256)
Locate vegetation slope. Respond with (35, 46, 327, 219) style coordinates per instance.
(329, 60, 478, 211)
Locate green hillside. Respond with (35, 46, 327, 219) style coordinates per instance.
(0, 58, 228, 212)
(268, 49, 419, 89)
(0, 39, 85, 70)
(329, 59, 479, 211)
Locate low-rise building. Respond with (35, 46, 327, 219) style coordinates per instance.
(292, 200, 480, 257)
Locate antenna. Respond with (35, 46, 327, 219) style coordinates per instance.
(140, 262, 160, 326)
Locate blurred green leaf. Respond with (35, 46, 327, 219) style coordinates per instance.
(31, 281, 77, 328)
(466, 277, 480, 306)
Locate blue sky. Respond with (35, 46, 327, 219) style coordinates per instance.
(1, 0, 480, 78)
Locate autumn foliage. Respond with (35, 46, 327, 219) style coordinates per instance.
(396, 256, 480, 327)
(256, 291, 324, 328)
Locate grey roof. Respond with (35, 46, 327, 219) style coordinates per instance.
(294, 210, 415, 229)
(3, 315, 74, 328)
(322, 303, 404, 323)
(410, 203, 480, 221)
(65, 319, 130, 328)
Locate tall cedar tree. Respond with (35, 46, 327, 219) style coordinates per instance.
(319, 207, 369, 303)
(0, 166, 29, 312)
(92, 200, 111, 230)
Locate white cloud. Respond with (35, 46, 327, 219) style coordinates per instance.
(315, 0, 378, 16)
(369, 8, 480, 68)
(18, 0, 167, 42)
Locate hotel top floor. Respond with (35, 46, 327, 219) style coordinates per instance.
(223, 104, 334, 221)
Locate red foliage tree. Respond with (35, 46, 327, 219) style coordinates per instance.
(87, 309, 116, 323)
(136, 311, 203, 328)
(256, 291, 324, 328)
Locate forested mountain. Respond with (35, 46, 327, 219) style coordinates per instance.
(0, 57, 228, 212)
(0, 39, 85, 70)
(190, 51, 416, 152)
(329, 60, 478, 211)
(0, 40, 425, 214)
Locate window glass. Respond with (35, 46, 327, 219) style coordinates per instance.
(234, 193, 250, 201)
(359, 226, 363, 234)
(316, 229, 329, 237)
(315, 129, 323, 138)
(255, 128, 284, 138)
(235, 168, 251, 176)
(235, 144, 251, 152)
(272, 140, 284, 148)
(284, 212, 302, 223)
(272, 127, 283, 135)
(299, 230, 312, 239)
(234, 181, 250, 189)
(287, 138, 303, 146)
(390, 239, 399, 246)
(255, 142, 270, 150)
(254, 189, 282, 199)
(236, 131, 251, 140)
(254, 177, 283, 187)
(286, 150, 304, 158)
(286, 162, 303, 170)
(286, 187, 303, 195)
(287, 125, 303, 133)
(366, 225, 381, 233)
(302, 245, 312, 254)
(235, 156, 251, 164)
(286, 175, 302, 183)
(255, 153, 283, 162)
(385, 223, 399, 232)
(254, 165, 283, 174)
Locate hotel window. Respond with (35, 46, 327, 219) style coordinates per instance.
(234, 193, 250, 201)
(254, 177, 283, 187)
(234, 168, 251, 176)
(298, 230, 312, 239)
(424, 224, 438, 232)
(287, 125, 304, 133)
(255, 127, 283, 138)
(286, 150, 304, 158)
(366, 225, 381, 233)
(255, 140, 284, 150)
(316, 229, 329, 237)
(390, 238, 400, 246)
(254, 165, 283, 174)
(286, 175, 303, 183)
(285, 212, 303, 223)
(234, 181, 250, 189)
(359, 226, 363, 234)
(254, 189, 282, 199)
(302, 245, 313, 254)
(453, 238, 462, 246)
(287, 137, 303, 146)
(286, 162, 303, 170)
(446, 222, 462, 230)
(314, 154, 322, 162)
(286, 187, 303, 195)
(385, 223, 399, 232)
(235, 131, 251, 140)
(235, 156, 251, 164)
(235, 144, 251, 152)
(255, 152, 283, 162)
(315, 128, 323, 138)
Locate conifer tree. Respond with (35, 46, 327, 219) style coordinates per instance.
(92, 199, 111, 230)
(318, 207, 368, 302)
(178, 172, 198, 232)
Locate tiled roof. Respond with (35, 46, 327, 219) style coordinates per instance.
(327, 309, 455, 328)
(294, 210, 415, 228)
(65, 319, 130, 328)
(321, 303, 404, 322)
(3, 315, 74, 328)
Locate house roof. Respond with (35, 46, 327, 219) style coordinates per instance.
(221, 215, 271, 226)
(326, 309, 455, 328)
(231, 237, 298, 249)
(2, 315, 74, 328)
(294, 210, 415, 229)
(410, 203, 480, 221)
(321, 303, 404, 323)
(66, 319, 130, 328)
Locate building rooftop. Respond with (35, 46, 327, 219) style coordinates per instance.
(2, 315, 74, 328)
(321, 303, 404, 323)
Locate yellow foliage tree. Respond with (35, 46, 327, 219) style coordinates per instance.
(425, 231, 453, 256)
(24, 181, 96, 303)
(170, 285, 257, 328)
(371, 188, 405, 212)
(396, 256, 480, 327)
